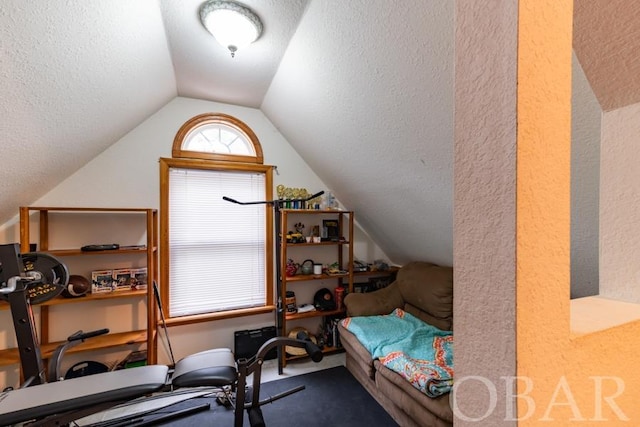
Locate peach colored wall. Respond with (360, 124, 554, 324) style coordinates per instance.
(517, 1, 640, 425)
(599, 102, 640, 303)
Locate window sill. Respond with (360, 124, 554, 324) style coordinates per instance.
(163, 305, 276, 327)
(570, 296, 640, 337)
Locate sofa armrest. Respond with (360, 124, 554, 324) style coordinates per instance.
(344, 283, 404, 317)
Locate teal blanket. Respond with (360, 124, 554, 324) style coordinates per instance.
(341, 308, 453, 397)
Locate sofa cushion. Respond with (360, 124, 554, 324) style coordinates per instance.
(396, 262, 453, 331)
(338, 324, 376, 379)
(375, 360, 453, 424)
(344, 283, 405, 317)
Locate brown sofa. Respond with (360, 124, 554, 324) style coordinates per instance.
(337, 261, 454, 427)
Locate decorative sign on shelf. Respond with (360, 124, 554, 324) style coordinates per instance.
(276, 185, 338, 210)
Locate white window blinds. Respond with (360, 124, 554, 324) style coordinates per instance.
(168, 167, 266, 317)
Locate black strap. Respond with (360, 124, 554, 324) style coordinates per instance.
(153, 281, 176, 366)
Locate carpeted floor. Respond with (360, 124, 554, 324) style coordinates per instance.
(119, 366, 399, 426)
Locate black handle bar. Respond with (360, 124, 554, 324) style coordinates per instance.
(296, 331, 323, 363)
(223, 191, 325, 206)
(67, 328, 109, 342)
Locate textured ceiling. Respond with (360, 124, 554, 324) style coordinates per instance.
(0, 0, 633, 266)
(261, 0, 455, 265)
(0, 0, 177, 223)
(160, 0, 309, 107)
(573, 0, 640, 111)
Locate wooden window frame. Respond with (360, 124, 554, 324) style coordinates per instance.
(160, 113, 273, 327)
(172, 113, 264, 164)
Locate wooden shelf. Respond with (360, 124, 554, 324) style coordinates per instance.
(285, 308, 345, 321)
(0, 290, 147, 311)
(284, 272, 349, 282)
(281, 209, 351, 215)
(353, 266, 400, 277)
(279, 209, 353, 369)
(46, 289, 148, 305)
(38, 247, 154, 257)
(285, 241, 349, 247)
(17, 207, 152, 212)
(0, 348, 20, 367)
(285, 345, 344, 362)
(1, 206, 160, 371)
(0, 331, 147, 367)
(41, 330, 147, 358)
(284, 267, 398, 283)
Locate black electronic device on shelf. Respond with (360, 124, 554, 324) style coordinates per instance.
(80, 243, 119, 251)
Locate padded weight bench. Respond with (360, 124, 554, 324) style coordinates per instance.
(0, 365, 170, 426)
(0, 339, 319, 427)
(171, 348, 237, 388)
(0, 348, 239, 427)
(0, 244, 321, 427)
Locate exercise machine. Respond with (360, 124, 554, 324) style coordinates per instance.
(223, 190, 324, 373)
(0, 243, 322, 426)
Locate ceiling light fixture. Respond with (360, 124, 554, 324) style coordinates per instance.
(199, 0, 263, 58)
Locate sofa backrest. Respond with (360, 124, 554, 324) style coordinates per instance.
(395, 261, 453, 331)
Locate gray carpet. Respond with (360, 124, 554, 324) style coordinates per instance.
(123, 366, 399, 426)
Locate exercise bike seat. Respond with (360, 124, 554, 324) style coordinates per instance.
(172, 348, 237, 388)
(0, 365, 169, 426)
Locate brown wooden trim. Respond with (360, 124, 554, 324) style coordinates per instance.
(159, 158, 171, 323)
(160, 157, 269, 172)
(19, 207, 29, 253)
(159, 158, 274, 323)
(265, 167, 274, 307)
(39, 210, 48, 251)
(146, 208, 157, 364)
(171, 113, 264, 164)
(162, 305, 276, 327)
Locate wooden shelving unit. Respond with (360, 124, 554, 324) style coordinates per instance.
(279, 209, 354, 368)
(353, 267, 400, 278)
(0, 289, 148, 311)
(0, 207, 158, 371)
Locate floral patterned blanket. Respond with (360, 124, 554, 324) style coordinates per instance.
(341, 308, 453, 397)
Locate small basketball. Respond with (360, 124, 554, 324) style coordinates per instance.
(62, 274, 91, 298)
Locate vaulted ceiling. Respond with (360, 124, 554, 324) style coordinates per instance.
(0, 1, 638, 266)
(573, 0, 640, 111)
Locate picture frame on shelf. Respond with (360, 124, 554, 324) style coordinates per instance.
(322, 219, 340, 242)
(130, 267, 148, 290)
(91, 269, 115, 293)
(113, 268, 133, 291)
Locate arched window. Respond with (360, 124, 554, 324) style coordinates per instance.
(172, 113, 264, 163)
(160, 113, 274, 324)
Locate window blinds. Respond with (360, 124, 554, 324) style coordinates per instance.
(168, 167, 266, 317)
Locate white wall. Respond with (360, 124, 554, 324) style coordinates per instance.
(0, 97, 389, 388)
(600, 101, 640, 302)
(570, 51, 602, 298)
(453, 1, 517, 423)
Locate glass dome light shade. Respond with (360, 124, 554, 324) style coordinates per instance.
(200, 1, 263, 56)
